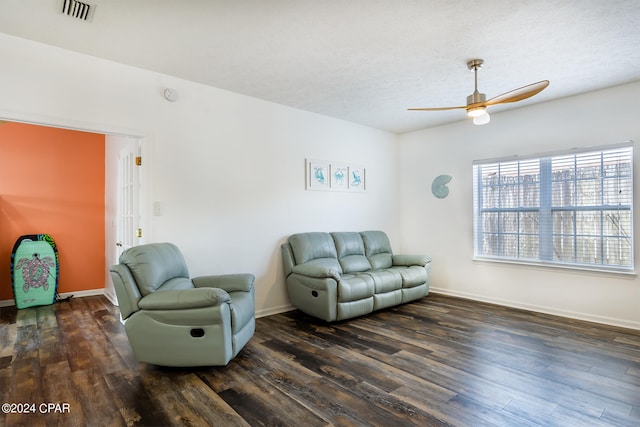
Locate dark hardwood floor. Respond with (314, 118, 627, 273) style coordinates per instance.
(1, 293, 639, 426)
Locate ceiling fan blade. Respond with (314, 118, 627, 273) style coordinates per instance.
(407, 105, 468, 111)
(485, 80, 549, 106)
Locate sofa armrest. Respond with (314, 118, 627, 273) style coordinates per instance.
(291, 261, 342, 280)
(138, 287, 231, 310)
(392, 254, 431, 267)
(192, 273, 255, 292)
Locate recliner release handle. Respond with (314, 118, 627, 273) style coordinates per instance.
(190, 328, 205, 338)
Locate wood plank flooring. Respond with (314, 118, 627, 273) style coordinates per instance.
(1, 293, 639, 426)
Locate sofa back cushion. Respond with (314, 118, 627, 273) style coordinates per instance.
(361, 230, 393, 269)
(119, 242, 191, 296)
(289, 232, 337, 265)
(331, 232, 372, 273)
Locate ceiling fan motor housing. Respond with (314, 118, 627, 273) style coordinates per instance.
(467, 91, 486, 105)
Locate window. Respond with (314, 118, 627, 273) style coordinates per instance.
(473, 143, 633, 272)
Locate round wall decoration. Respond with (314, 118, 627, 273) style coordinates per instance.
(431, 175, 452, 199)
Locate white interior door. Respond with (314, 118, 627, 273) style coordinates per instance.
(116, 140, 143, 258)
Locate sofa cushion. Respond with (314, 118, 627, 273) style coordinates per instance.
(361, 230, 393, 269)
(331, 232, 372, 273)
(289, 232, 337, 264)
(373, 290, 403, 310)
(338, 274, 374, 302)
(363, 269, 402, 293)
(390, 266, 428, 288)
(337, 298, 374, 320)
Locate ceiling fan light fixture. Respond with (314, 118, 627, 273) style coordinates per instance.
(467, 106, 487, 118)
(473, 111, 491, 125)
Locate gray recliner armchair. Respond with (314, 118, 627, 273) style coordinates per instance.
(109, 242, 255, 367)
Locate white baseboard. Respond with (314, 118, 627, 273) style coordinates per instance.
(256, 304, 296, 319)
(59, 289, 105, 299)
(103, 291, 118, 306)
(429, 287, 640, 331)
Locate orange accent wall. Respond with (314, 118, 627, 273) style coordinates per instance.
(0, 122, 105, 302)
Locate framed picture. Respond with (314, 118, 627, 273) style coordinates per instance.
(348, 164, 366, 192)
(306, 159, 329, 190)
(330, 162, 349, 191)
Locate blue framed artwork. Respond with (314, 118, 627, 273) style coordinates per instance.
(330, 162, 349, 191)
(306, 159, 366, 192)
(306, 158, 330, 190)
(348, 164, 366, 192)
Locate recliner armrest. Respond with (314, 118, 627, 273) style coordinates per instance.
(192, 274, 255, 292)
(110, 264, 142, 319)
(281, 243, 296, 277)
(392, 254, 432, 267)
(138, 287, 231, 310)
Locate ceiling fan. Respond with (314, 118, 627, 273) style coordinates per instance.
(408, 59, 549, 125)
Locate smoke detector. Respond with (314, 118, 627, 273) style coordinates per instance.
(59, 0, 96, 22)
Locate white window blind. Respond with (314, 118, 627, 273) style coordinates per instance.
(473, 143, 633, 272)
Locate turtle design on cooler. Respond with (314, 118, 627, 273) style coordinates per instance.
(15, 253, 55, 293)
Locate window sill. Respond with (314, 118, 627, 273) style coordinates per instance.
(472, 256, 637, 277)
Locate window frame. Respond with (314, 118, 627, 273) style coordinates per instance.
(472, 142, 634, 274)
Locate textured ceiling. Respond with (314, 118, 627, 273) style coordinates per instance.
(1, 0, 640, 133)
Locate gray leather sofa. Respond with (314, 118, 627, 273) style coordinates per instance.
(281, 230, 431, 322)
(110, 243, 255, 367)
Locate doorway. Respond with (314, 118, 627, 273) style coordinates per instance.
(0, 117, 146, 305)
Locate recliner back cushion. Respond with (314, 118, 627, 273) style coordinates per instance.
(331, 232, 372, 273)
(120, 243, 191, 296)
(361, 230, 393, 269)
(289, 232, 337, 265)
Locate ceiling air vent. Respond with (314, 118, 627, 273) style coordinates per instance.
(60, 0, 96, 22)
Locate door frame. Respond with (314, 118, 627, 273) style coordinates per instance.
(106, 135, 145, 303)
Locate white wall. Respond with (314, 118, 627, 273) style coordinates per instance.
(0, 34, 399, 316)
(398, 81, 640, 329)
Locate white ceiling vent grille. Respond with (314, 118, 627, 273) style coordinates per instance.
(60, 0, 96, 22)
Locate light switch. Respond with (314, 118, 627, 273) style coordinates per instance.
(153, 201, 163, 216)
